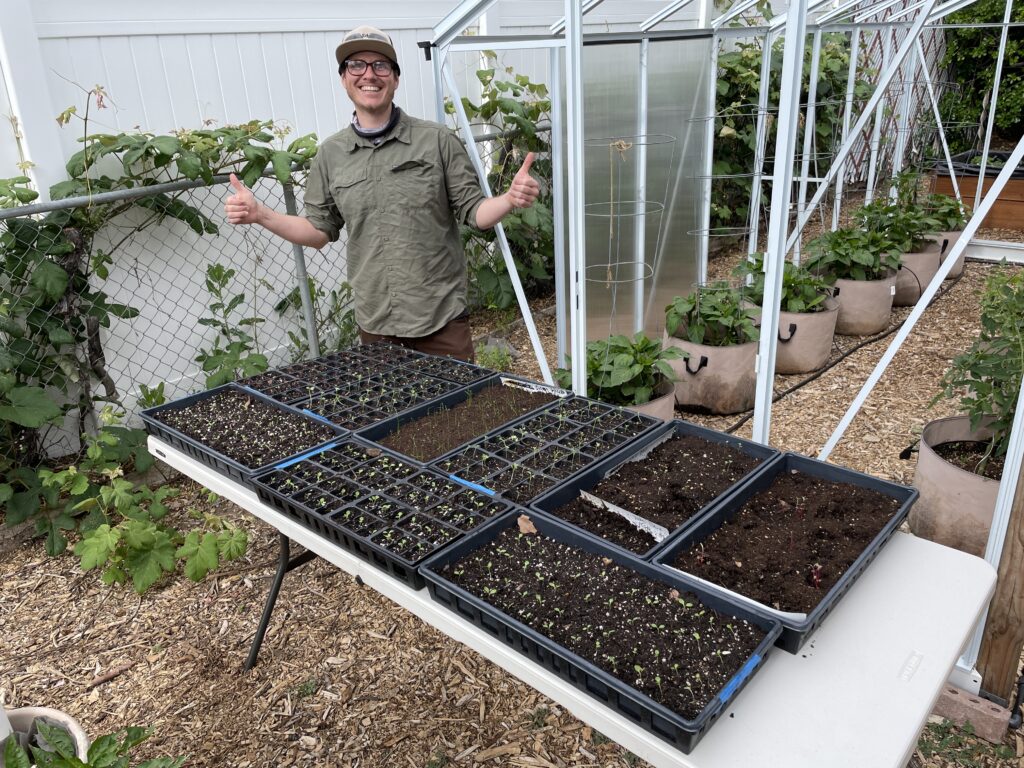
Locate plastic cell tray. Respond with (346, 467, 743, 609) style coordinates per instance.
(652, 452, 919, 653)
(253, 439, 510, 588)
(530, 419, 781, 561)
(419, 509, 782, 754)
(140, 383, 346, 487)
(430, 399, 664, 505)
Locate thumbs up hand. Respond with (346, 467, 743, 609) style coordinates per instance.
(506, 152, 540, 209)
(224, 173, 261, 225)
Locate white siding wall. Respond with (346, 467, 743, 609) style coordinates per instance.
(0, 0, 714, 448)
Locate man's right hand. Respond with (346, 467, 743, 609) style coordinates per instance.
(224, 173, 261, 225)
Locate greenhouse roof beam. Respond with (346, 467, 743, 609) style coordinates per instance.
(640, 0, 699, 31)
(854, 0, 918, 22)
(430, 0, 499, 48)
(549, 0, 605, 35)
(769, 0, 835, 31)
(816, 0, 874, 25)
(712, 0, 762, 29)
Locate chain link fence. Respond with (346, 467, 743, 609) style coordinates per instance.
(1, 175, 350, 460)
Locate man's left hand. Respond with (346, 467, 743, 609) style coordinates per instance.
(507, 152, 540, 209)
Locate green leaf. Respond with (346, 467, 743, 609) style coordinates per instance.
(125, 530, 176, 592)
(48, 326, 77, 347)
(178, 531, 220, 581)
(42, 519, 69, 556)
(270, 150, 294, 183)
(175, 150, 203, 180)
(102, 564, 127, 586)
(3, 736, 31, 768)
(0, 483, 12, 503)
(148, 135, 181, 158)
(6, 490, 40, 524)
(85, 733, 122, 767)
(31, 260, 69, 302)
(75, 524, 121, 570)
(69, 473, 90, 496)
(218, 528, 248, 560)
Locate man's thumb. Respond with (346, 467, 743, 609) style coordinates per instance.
(229, 173, 246, 192)
(517, 152, 536, 177)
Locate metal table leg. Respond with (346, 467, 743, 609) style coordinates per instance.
(244, 532, 318, 671)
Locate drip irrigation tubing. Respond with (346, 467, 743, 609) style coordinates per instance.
(721, 266, 967, 436)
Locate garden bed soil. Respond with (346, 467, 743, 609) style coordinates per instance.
(933, 440, 1004, 481)
(378, 384, 559, 462)
(547, 434, 765, 554)
(671, 468, 902, 614)
(152, 387, 337, 469)
(439, 516, 767, 722)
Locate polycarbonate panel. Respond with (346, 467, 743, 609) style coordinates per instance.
(567, 37, 712, 341)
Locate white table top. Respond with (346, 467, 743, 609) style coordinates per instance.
(149, 436, 996, 768)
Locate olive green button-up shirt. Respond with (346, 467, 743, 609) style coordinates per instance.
(303, 111, 487, 337)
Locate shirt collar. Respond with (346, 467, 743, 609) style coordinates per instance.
(347, 108, 411, 151)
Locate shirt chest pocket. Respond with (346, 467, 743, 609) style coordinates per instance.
(331, 168, 369, 219)
(388, 158, 439, 202)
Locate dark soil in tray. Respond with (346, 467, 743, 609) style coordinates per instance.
(154, 388, 336, 468)
(933, 440, 1004, 481)
(553, 497, 659, 553)
(378, 384, 558, 462)
(441, 517, 766, 721)
(671, 469, 902, 614)
(552, 434, 764, 537)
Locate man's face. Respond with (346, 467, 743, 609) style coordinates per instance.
(342, 51, 399, 117)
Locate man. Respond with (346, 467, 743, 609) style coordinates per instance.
(224, 25, 540, 361)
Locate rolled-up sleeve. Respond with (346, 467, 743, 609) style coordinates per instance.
(440, 129, 487, 231)
(302, 150, 344, 242)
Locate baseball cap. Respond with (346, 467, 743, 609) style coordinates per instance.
(335, 26, 399, 69)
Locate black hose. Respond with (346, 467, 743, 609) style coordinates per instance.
(1008, 674, 1024, 729)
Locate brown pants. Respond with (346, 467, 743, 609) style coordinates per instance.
(358, 314, 475, 362)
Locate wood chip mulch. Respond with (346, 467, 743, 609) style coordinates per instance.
(2, 254, 1023, 767)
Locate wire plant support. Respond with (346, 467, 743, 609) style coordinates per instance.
(583, 132, 677, 335)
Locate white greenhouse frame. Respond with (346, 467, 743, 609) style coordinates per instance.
(424, 0, 1024, 699)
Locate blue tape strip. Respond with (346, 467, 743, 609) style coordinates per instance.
(719, 653, 760, 703)
(448, 474, 496, 496)
(301, 408, 337, 426)
(274, 439, 342, 470)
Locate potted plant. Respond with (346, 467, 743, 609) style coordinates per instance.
(803, 226, 901, 336)
(663, 283, 760, 414)
(734, 253, 839, 374)
(855, 200, 942, 306)
(910, 266, 1023, 556)
(924, 192, 971, 278)
(1, 712, 182, 768)
(555, 332, 681, 421)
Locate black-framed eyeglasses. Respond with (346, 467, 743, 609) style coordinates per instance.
(344, 59, 393, 76)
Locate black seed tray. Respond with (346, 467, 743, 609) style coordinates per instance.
(140, 383, 346, 487)
(353, 341, 427, 365)
(356, 374, 572, 464)
(530, 419, 781, 561)
(419, 509, 782, 754)
(294, 369, 468, 431)
(652, 452, 918, 653)
(402, 354, 492, 385)
(430, 400, 662, 505)
(253, 439, 510, 588)
(236, 369, 312, 403)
